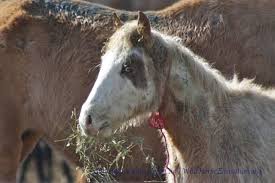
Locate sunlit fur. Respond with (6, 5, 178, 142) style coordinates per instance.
(81, 19, 275, 183)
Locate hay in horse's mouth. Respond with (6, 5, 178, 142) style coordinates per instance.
(65, 109, 159, 183)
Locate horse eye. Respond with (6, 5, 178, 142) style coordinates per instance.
(121, 63, 134, 74)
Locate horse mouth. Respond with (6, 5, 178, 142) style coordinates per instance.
(99, 122, 110, 131)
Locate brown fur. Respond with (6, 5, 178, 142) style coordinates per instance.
(1, 0, 275, 182)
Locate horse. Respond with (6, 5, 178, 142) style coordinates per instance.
(79, 12, 275, 183)
(2, 0, 275, 182)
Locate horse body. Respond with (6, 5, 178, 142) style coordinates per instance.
(79, 13, 275, 182)
(1, 0, 275, 182)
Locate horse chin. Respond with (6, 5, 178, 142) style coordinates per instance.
(97, 127, 113, 138)
(115, 112, 153, 133)
(79, 124, 98, 137)
(99, 112, 152, 137)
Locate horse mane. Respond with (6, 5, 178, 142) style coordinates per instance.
(155, 29, 275, 105)
(153, 32, 229, 105)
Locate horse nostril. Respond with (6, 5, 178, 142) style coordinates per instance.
(85, 115, 92, 126)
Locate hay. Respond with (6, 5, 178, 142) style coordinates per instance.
(66, 109, 159, 182)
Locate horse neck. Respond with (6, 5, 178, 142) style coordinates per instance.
(160, 40, 230, 168)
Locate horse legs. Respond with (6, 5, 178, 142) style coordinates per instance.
(17, 153, 32, 183)
(20, 130, 41, 162)
(17, 131, 41, 183)
(33, 142, 53, 183)
(61, 160, 74, 183)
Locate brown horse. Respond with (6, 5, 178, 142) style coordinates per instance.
(1, 0, 275, 182)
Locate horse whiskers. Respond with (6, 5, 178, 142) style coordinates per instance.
(88, 63, 101, 74)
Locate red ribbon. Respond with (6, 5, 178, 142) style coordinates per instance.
(149, 112, 165, 129)
(148, 112, 176, 183)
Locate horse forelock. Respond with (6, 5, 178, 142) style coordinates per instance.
(107, 21, 168, 68)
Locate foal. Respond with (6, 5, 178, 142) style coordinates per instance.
(79, 12, 275, 182)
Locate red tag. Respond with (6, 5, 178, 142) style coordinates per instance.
(149, 112, 165, 129)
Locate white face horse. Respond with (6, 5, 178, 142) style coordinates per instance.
(79, 12, 170, 137)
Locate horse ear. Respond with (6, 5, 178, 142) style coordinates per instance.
(137, 11, 151, 41)
(113, 12, 123, 28)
